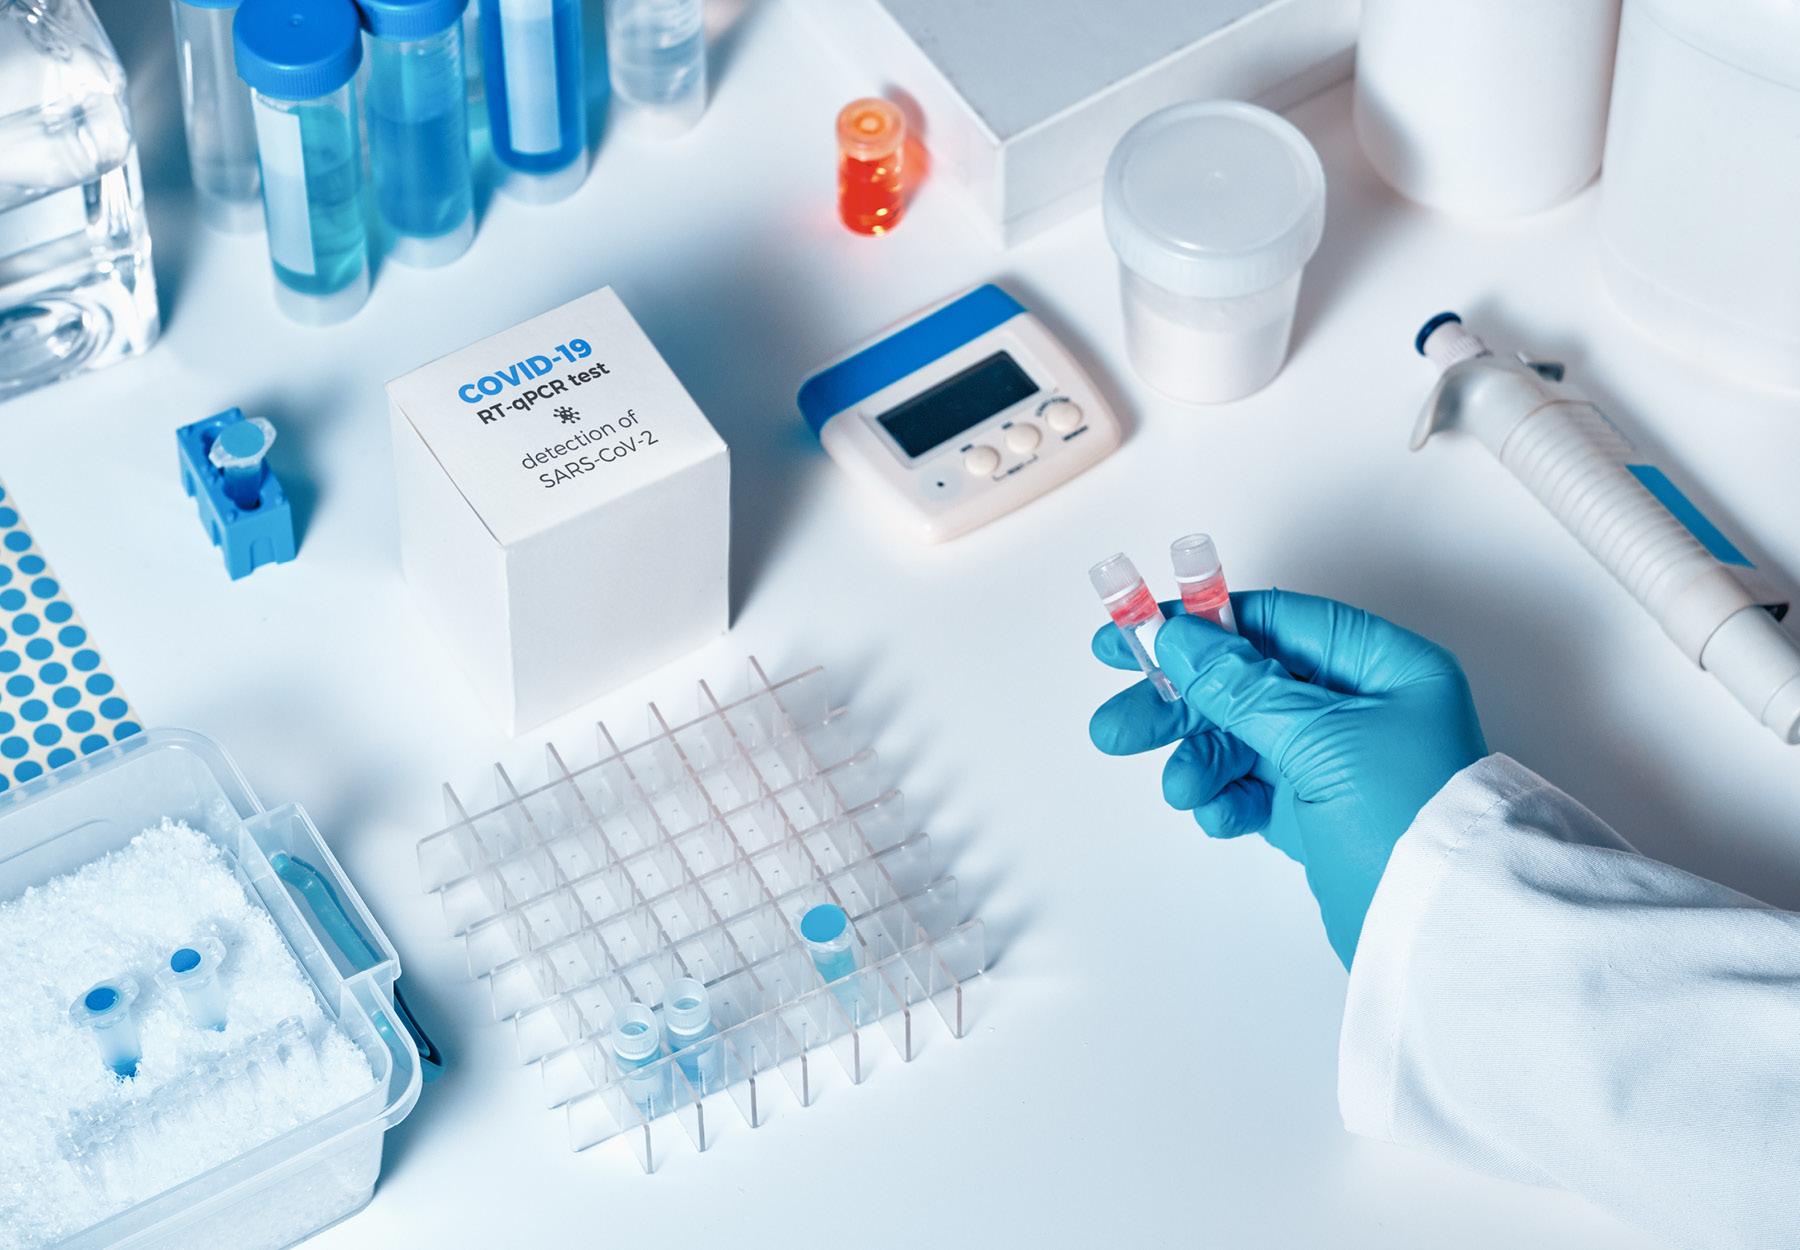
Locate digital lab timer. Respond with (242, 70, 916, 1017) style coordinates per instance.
(797, 284, 1121, 542)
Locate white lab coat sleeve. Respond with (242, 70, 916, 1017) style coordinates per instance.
(1339, 752, 1800, 1250)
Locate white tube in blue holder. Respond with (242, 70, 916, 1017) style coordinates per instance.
(480, 0, 586, 203)
(357, 0, 476, 266)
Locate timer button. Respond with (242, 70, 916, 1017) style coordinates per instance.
(1043, 399, 1083, 434)
(963, 445, 1001, 476)
(1005, 423, 1041, 454)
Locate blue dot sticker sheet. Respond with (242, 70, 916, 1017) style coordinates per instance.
(0, 484, 139, 790)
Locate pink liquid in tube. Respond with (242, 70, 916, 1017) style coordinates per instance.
(1090, 553, 1180, 702)
(1170, 533, 1237, 634)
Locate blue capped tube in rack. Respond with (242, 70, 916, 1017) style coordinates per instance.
(357, 0, 476, 266)
(480, 0, 587, 203)
(235, 0, 372, 325)
(70, 977, 143, 1079)
(662, 977, 718, 1088)
(610, 1001, 667, 1109)
(800, 903, 864, 1017)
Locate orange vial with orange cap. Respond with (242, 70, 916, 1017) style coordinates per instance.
(837, 98, 906, 235)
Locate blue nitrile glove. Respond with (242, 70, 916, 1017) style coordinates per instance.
(1089, 590, 1487, 968)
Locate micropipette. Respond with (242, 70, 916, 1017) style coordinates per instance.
(1414, 312, 1800, 742)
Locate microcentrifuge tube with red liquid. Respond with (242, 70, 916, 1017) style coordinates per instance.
(837, 98, 906, 235)
(1090, 553, 1180, 702)
(1170, 533, 1237, 634)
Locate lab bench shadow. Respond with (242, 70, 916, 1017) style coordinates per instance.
(608, 259, 839, 622)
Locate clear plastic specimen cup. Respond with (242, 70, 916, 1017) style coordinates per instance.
(1103, 100, 1325, 404)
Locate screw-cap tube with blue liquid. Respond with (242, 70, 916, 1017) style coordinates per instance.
(157, 937, 229, 1031)
(800, 904, 858, 981)
(609, 1001, 667, 1109)
(662, 977, 718, 1088)
(357, 0, 476, 266)
(170, 0, 263, 231)
(235, 0, 372, 324)
(481, 0, 586, 203)
(605, 0, 706, 137)
(69, 977, 143, 1079)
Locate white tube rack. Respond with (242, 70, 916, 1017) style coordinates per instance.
(417, 660, 986, 1171)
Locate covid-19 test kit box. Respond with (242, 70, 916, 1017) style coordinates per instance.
(387, 287, 730, 733)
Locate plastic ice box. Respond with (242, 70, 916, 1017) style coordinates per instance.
(0, 730, 421, 1250)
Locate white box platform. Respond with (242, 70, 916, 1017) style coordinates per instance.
(790, 0, 1359, 246)
(387, 287, 731, 734)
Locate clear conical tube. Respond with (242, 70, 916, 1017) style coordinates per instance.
(1090, 553, 1180, 701)
(1170, 534, 1237, 634)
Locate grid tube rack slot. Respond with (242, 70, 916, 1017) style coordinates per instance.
(418, 659, 987, 1171)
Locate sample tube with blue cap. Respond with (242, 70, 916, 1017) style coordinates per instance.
(605, 0, 707, 137)
(208, 415, 278, 508)
(158, 937, 230, 1031)
(69, 977, 143, 1079)
(235, 0, 372, 324)
(609, 1001, 667, 1109)
(480, 0, 587, 203)
(170, 0, 263, 231)
(800, 903, 862, 1017)
(357, 0, 476, 266)
(662, 977, 718, 1087)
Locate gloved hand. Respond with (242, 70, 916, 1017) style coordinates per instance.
(1089, 589, 1487, 968)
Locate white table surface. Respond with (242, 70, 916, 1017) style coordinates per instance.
(14, 2, 1800, 1245)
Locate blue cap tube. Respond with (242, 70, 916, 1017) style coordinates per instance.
(158, 937, 230, 1031)
(360, 0, 476, 265)
(208, 415, 277, 509)
(479, 0, 587, 203)
(236, 0, 372, 323)
(69, 977, 143, 1079)
(800, 903, 858, 982)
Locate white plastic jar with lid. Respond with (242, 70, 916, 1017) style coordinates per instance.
(1597, 0, 1800, 391)
(1102, 100, 1326, 405)
(1354, 0, 1622, 218)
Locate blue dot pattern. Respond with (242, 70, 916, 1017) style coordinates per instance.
(0, 486, 140, 791)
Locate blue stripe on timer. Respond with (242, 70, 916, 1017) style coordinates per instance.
(0, 482, 141, 789)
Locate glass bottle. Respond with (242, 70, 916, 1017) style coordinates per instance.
(0, 0, 160, 403)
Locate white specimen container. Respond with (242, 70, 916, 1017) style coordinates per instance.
(1597, 0, 1800, 391)
(1102, 100, 1325, 405)
(1354, 0, 1622, 218)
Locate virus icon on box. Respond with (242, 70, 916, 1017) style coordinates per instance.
(554, 406, 579, 424)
